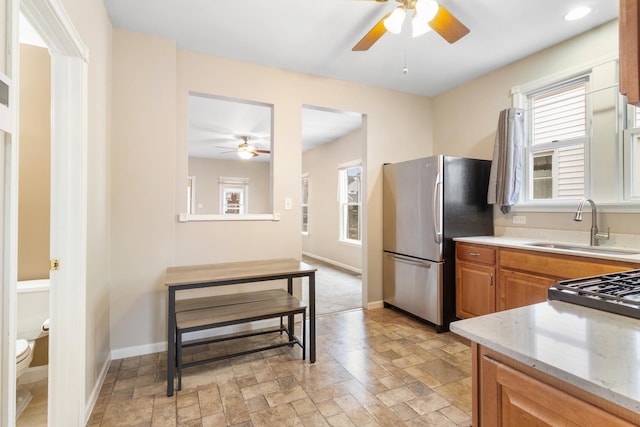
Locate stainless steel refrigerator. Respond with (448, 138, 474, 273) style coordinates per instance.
(383, 155, 493, 332)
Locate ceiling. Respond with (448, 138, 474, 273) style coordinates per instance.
(188, 95, 363, 160)
(103, 0, 618, 158)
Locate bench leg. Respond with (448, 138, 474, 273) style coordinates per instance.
(177, 329, 183, 391)
(302, 311, 306, 361)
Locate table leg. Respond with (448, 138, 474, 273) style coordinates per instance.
(287, 277, 294, 340)
(167, 287, 176, 396)
(309, 272, 316, 363)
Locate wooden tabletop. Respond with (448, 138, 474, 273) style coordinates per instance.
(165, 258, 316, 287)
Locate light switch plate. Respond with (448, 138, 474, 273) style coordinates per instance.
(284, 197, 292, 210)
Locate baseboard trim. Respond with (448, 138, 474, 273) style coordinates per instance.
(84, 354, 111, 424)
(367, 300, 384, 310)
(302, 252, 362, 275)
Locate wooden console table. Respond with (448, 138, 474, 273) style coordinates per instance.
(165, 258, 317, 396)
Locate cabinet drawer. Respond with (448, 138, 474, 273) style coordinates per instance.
(457, 243, 496, 265)
(499, 249, 638, 279)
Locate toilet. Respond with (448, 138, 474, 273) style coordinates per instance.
(15, 338, 34, 417)
(15, 318, 48, 419)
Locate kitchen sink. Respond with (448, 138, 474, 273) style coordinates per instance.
(525, 242, 640, 256)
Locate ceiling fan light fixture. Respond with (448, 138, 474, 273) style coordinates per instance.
(384, 7, 405, 34)
(416, 0, 439, 22)
(237, 149, 256, 160)
(237, 140, 257, 159)
(412, 14, 431, 38)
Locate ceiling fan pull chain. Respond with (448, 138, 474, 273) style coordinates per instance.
(403, 32, 409, 74)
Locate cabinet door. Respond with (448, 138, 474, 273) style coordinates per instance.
(481, 356, 636, 427)
(456, 261, 495, 318)
(497, 269, 556, 312)
(620, 0, 640, 106)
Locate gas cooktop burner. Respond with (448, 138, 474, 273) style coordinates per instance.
(548, 269, 640, 320)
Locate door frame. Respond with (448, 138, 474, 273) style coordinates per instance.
(4, 0, 88, 425)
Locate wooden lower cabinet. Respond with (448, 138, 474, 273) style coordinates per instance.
(456, 243, 640, 318)
(497, 269, 556, 312)
(476, 346, 639, 426)
(456, 261, 495, 318)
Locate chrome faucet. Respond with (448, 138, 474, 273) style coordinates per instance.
(573, 198, 610, 246)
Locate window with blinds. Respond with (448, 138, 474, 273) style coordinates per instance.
(526, 77, 589, 201)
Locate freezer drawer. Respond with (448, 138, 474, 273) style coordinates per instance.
(383, 252, 443, 326)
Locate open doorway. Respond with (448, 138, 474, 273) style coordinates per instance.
(14, 14, 51, 424)
(2, 1, 89, 425)
(300, 105, 364, 315)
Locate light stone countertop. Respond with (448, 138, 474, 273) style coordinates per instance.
(450, 301, 640, 414)
(454, 235, 640, 263)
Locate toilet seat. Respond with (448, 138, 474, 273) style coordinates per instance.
(16, 339, 30, 364)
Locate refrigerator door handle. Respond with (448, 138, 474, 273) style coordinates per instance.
(386, 253, 432, 268)
(432, 173, 443, 244)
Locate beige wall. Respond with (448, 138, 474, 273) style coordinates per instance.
(111, 31, 177, 351)
(59, 0, 113, 405)
(188, 157, 270, 214)
(110, 30, 432, 351)
(431, 20, 640, 236)
(18, 44, 50, 281)
(302, 128, 363, 270)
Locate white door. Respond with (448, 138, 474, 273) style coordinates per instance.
(1, 0, 21, 425)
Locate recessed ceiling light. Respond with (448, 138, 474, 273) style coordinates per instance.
(564, 6, 592, 21)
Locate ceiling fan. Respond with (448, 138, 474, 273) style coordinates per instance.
(352, 0, 469, 51)
(223, 136, 271, 160)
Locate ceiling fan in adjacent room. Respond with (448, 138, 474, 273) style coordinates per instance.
(219, 136, 271, 159)
(352, 0, 469, 51)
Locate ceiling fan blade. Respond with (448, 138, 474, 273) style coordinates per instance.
(255, 149, 271, 154)
(429, 3, 469, 44)
(352, 12, 391, 51)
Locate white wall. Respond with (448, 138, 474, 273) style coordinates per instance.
(110, 30, 433, 352)
(302, 128, 363, 270)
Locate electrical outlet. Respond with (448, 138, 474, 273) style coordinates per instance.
(512, 215, 527, 225)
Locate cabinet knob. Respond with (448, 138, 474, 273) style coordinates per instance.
(468, 252, 480, 256)
(489, 273, 493, 287)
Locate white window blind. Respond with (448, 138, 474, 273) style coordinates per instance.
(532, 82, 587, 145)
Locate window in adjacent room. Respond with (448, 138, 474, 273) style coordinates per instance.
(219, 176, 248, 215)
(187, 176, 195, 215)
(338, 162, 362, 244)
(301, 173, 309, 235)
(525, 77, 589, 201)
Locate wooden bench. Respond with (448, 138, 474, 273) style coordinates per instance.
(175, 289, 306, 390)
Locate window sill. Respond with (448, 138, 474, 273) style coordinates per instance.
(338, 239, 362, 248)
(178, 213, 281, 222)
(509, 201, 640, 214)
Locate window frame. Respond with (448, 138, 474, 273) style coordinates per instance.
(623, 103, 640, 201)
(338, 161, 362, 245)
(522, 75, 591, 205)
(218, 176, 249, 215)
